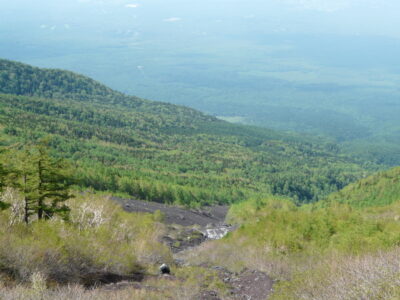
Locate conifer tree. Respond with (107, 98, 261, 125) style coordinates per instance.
(16, 149, 38, 223)
(34, 141, 74, 220)
(0, 162, 10, 210)
(2, 146, 39, 223)
(0, 145, 11, 210)
(8, 140, 74, 222)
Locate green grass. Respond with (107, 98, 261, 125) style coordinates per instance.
(324, 166, 400, 208)
(184, 195, 400, 299)
(228, 198, 400, 257)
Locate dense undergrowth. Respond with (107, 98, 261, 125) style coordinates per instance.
(0, 191, 229, 299)
(0, 266, 227, 300)
(183, 194, 400, 299)
(324, 166, 400, 208)
(228, 198, 400, 255)
(0, 191, 171, 284)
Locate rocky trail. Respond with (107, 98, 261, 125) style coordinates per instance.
(109, 197, 275, 299)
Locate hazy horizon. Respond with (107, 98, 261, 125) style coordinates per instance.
(1, 0, 400, 153)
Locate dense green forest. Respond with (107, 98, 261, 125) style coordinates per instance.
(0, 59, 381, 206)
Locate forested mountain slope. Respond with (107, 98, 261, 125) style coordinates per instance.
(0, 59, 377, 205)
(324, 166, 400, 208)
(0, 58, 217, 122)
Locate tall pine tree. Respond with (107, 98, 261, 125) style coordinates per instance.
(13, 149, 38, 223)
(9, 140, 74, 223)
(34, 141, 74, 220)
(0, 162, 10, 210)
(0, 146, 11, 211)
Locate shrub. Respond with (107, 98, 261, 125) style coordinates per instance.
(271, 248, 400, 300)
(0, 193, 172, 285)
(184, 197, 400, 283)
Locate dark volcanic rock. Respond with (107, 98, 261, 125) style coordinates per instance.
(162, 228, 207, 253)
(82, 271, 144, 287)
(111, 196, 228, 227)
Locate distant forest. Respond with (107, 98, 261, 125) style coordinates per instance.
(0, 59, 382, 206)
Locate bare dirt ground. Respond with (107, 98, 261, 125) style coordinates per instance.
(110, 197, 274, 299)
(216, 268, 274, 300)
(104, 268, 274, 300)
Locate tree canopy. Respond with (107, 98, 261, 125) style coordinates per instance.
(0, 59, 382, 206)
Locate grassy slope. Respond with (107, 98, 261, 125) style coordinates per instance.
(0, 192, 170, 283)
(324, 166, 400, 208)
(181, 167, 400, 297)
(183, 168, 400, 298)
(0, 58, 375, 204)
(0, 192, 229, 299)
(183, 195, 400, 299)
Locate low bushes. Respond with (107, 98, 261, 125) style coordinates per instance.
(0, 265, 228, 300)
(184, 196, 400, 299)
(0, 193, 172, 285)
(227, 197, 400, 257)
(272, 247, 400, 299)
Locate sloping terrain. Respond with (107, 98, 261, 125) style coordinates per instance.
(324, 166, 400, 207)
(112, 196, 228, 227)
(0, 59, 379, 205)
(110, 197, 274, 300)
(178, 195, 400, 300)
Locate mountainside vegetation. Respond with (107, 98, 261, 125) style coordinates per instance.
(0, 193, 167, 284)
(324, 166, 400, 208)
(3, 0, 400, 170)
(0, 192, 231, 299)
(181, 167, 400, 298)
(0, 58, 379, 206)
(183, 194, 400, 299)
(3, 140, 74, 223)
(0, 58, 399, 299)
(2, 1, 400, 297)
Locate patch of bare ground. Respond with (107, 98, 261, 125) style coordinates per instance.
(100, 267, 274, 300)
(211, 267, 274, 300)
(0, 197, 273, 300)
(111, 196, 229, 227)
(109, 197, 275, 299)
